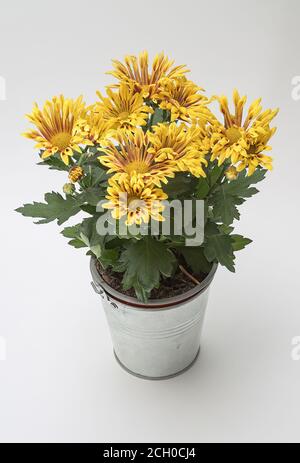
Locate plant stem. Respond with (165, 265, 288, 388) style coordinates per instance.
(207, 163, 228, 197)
(179, 265, 201, 285)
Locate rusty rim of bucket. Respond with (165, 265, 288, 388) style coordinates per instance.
(90, 257, 218, 311)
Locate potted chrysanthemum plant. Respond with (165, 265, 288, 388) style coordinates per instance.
(17, 52, 278, 379)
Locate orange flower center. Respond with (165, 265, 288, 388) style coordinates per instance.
(225, 127, 243, 145)
(117, 111, 130, 122)
(125, 160, 149, 175)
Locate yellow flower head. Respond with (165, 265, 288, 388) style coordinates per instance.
(210, 89, 278, 175)
(107, 51, 189, 99)
(23, 95, 93, 165)
(154, 77, 214, 124)
(94, 84, 153, 133)
(103, 177, 168, 226)
(99, 128, 176, 188)
(148, 122, 208, 178)
(192, 123, 217, 158)
(78, 110, 115, 146)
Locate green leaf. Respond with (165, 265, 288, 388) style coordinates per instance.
(16, 192, 83, 225)
(80, 204, 97, 215)
(196, 163, 226, 200)
(152, 107, 165, 125)
(81, 165, 108, 188)
(37, 156, 70, 172)
(205, 220, 219, 236)
(68, 239, 87, 249)
(61, 224, 88, 249)
(180, 246, 212, 274)
(231, 234, 252, 251)
(218, 224, 234, 235)
(210, 169, 266, 225)
(163, 173, 198, 199)
(204, 233, 235, 272)
(211, 187, 243, 225)
(78, 187, 106, 207)
(78, 214, 116, 258)
(98, 249, 119, 269)
(61, 224, 82, 239)
(225, 169, 266, 197)
(195, 178, 210, 199)
(209, 163, 224, 188)
(80, 215, 103, 245)
(119, 237, 177, 302)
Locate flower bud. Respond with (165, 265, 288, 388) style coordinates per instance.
(225, 166, 238, 181)
(69, 166, 84, 183)
(63, 183, 75, 195)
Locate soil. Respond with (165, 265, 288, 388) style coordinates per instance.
(96, 260, 208, 300)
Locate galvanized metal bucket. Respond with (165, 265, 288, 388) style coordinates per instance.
(90, 258, 217, 380)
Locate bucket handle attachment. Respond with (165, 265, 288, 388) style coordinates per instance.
(91, 281, 105, 299)
(91, 281, 119, 310)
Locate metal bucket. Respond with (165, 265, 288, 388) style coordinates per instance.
(90, 258, 217, 380)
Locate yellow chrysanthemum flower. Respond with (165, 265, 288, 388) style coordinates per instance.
(23, 95, 93, 165)
(210, 89, 278, 175)
(94, 84, 153, 132)
(107, 51, 189, 99)
(103, 177, 167, 226)
(78, 110, 115, 146)
(99, 128, 176, 188)
(148, 122, 208, 178)
(154, 77, 214, 124)
(194, 123, 216, 157)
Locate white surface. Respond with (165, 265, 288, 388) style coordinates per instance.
(0, 0, 300, 443)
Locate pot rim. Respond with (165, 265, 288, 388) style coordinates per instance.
(90, 257, 218, 311)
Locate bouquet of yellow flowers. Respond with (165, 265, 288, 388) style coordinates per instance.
(17, 52, 278, 302)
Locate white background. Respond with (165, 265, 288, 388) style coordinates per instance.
(0, 0, 300, 443)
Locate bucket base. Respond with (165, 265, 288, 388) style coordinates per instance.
(113, 348, 200, 381)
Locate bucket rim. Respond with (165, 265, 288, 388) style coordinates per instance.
(90, 257, 218, 310)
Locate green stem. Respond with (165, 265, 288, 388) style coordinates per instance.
(207, 163, 228, 197)
(77, 153, 85, 167)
